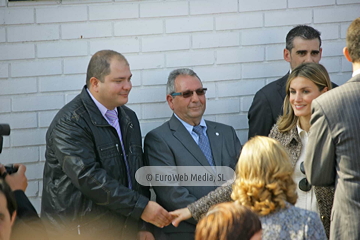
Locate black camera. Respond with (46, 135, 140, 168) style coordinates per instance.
(0, 163, 18, 179)
(4, 164, 18, 174)
(0, 124, 10, 154)
(0, 124, 15, 176)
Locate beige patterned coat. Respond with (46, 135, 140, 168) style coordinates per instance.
(269, 124, 334, 238)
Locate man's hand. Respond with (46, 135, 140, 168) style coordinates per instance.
(140, 201, 173, 228)
(137, 231, 155, 240)
(169, 207, 192, 227)
(0, 163, 28, 191)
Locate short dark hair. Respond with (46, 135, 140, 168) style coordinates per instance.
(0, 179, 17, 219)
(86, 50, 128, 87)
(346, 17, 360, 63)
(286, 25, 321, 50)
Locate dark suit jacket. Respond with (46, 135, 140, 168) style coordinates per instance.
(144, 115, 241, 235)
(304, 74, 360, 240)
(248, 73, 289, 139)
(248, 72, 338, 139)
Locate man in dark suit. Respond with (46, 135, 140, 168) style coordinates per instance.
(144, 68, 242, 240)
(248, 25, 337, 138)
(304, 17, 360, 240)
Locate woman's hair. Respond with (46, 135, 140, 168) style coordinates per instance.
(195, 202, 262, 240)
(277, 62, 332, 132)
(0, 178, 17, 219)
(231, 136, 297, 216)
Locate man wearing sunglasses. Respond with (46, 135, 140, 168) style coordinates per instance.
(144, 68, 242, 240)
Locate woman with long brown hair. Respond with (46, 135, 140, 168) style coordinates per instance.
(268, 62, 334, 237)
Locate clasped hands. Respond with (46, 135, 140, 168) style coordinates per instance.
(140, 201, 192, 228)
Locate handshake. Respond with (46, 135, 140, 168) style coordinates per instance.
(140, 201, 192, 230)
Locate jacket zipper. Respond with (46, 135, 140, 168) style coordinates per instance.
(100, 145, 116, 151)
(123, 122, 133, 154)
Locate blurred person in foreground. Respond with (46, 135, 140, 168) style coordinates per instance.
(0, 178, 16, 240)
(304, 17, 360, 240)
(171, 136, 326, 239)
(195, 202, 261, 240)
(0, 163, 48, 240)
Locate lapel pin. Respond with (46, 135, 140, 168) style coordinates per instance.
(216, 132, 219, 136)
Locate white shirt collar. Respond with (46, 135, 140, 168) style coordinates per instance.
(86, 88, 117, 119)
(174, 113, 207, 135)
(352, 68, 360, 77)
(296, 121, 308, 140)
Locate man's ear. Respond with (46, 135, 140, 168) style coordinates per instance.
(283, 48, 291, 63)
(343, 47, 352, 62)
(166, 94, 175, 110)
(89, 77, 100, 92)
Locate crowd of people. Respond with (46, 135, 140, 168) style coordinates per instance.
(0, 17, 359, 240)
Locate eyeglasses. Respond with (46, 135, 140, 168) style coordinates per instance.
(299, 162, 312, 192)
(170, 88, 207, 98)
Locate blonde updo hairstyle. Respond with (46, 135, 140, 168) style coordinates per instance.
(231, 136, 297, 216)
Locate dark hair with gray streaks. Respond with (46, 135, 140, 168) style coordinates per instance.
(166, 68, 202, 95)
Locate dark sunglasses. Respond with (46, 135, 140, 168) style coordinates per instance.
(299, 162, 312, 192)
(170, 88, 207, 98)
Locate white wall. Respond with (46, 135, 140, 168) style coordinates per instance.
(0, 0, 359, 212)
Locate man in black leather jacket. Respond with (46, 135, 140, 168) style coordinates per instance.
(41, 50, 172, 240)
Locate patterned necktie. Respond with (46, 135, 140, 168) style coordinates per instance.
(105, 110, 132, 189)
(193, 125, 215, 170)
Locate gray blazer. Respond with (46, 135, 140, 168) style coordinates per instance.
(304, 74, 360, 240)
(248, 73, 288, 138)
(144, 114, 241, 235)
